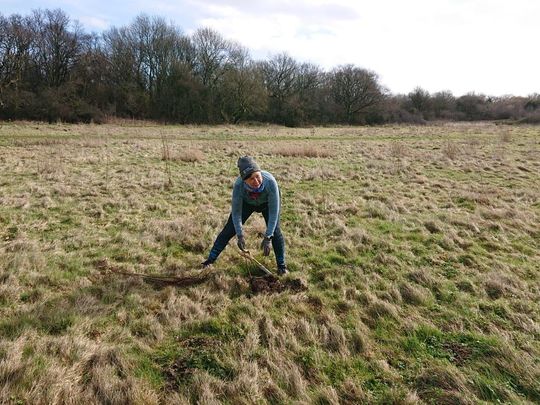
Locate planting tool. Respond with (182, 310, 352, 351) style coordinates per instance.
(239, 249, 273, 276)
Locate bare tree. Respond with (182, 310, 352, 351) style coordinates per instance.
(30, 9, 85, 88)
(258, 53, 301, 124)
(192, 27, 233, 88)
(260, 53, 298, 101)
(294, 62, 325, 123)
(408, 86, 432, 118)
(218, 60, 267, 123)
(431, 90, 455, 118)
(330, 64, 384, 124)
(103, 15, 193, 118)
(0, 13, 34, 110)
(456, 93, 489, 121)
(0, 14, 33, 87)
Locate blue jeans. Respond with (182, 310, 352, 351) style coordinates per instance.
(207, 202, 286, 267)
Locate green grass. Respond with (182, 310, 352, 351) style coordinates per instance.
(0, 121, 538, 403)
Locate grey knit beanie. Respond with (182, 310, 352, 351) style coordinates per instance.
(237, 156, 261, 180)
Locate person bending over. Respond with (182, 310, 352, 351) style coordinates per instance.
(202, 156, 288, 275)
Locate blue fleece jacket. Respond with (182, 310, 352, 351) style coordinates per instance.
(232, 170, 280, 238)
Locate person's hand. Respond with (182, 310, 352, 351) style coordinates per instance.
(201, 258, 214, 269)
(261, 236, 272, 256)
(237, 235, 246, 251)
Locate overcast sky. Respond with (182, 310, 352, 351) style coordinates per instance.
(2, 0, 539, 96)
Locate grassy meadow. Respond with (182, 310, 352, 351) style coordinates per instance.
(0, 121, 539, 404)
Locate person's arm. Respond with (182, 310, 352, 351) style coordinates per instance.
(231, 179, 244, 236)
(265, 178, 280, 238)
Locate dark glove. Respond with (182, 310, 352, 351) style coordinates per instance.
(201, 258, 214, 269)
(237, 235, 246, 251)
(261, 236, 272, 256)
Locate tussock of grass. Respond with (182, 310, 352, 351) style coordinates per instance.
(175, 149, 205, 163)
(365, 299, 399, 323)
(271, 144, 334, 158)
(148, 218, 214, 253)
(399, 282, 432, 306)
(339, 378, 369, 403)
(442, 141, 461, 160)
(388, 141, 408, 158)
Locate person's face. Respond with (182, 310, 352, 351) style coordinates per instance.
(244, 171, 263, 188)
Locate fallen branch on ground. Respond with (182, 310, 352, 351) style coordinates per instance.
(100, 265, 214, 287)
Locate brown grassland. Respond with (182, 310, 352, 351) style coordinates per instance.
(0, 121, 539, 404)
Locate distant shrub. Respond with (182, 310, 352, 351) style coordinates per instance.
(518, 111, 540, 124)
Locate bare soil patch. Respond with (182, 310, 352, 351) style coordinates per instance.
(249, 275, 308, 294)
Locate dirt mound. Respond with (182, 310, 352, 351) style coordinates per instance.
(249, 275, 307, 294)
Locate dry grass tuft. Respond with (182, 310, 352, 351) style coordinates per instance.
(304, 167, 340, 180)
(258, 316, 278, 348)
(348, 324, 371, 355)
(424, 220, 442, 234)
(272, 144, 334, 158)
(399, 282, 431, 306)
(484, 279, 507, 299)
(262, 379, 288, 403)
(80, 346, 135, 404)
(313, 385, 340, 404)
(455, 279, 476, 294)
(415, 364, 471, 402)
(228, 361, 263, 402)
(270, 358, 307, 399)
(388, 141, 408, 158)
(322, 323, 349, 355)
(4, 238, 46, 274)
(339, 378, 369, 404)
(483, 272, 521, 300)
(364, 201, 393, 220)
(175, 148, 205, 163)
(190, 370, 223, 404)
(0, 336, 26, 387)
(294, 318, 317, 345)
(366, 299, 399, 323)
(499, 131, 512, 143)
(149, 217, 212, 253)
(407, 269, 438, 288)
(442, 141, 460, 160)
(483, 281, 509, 302)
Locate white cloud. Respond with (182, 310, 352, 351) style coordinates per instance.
(191, 0, 540, 95)
(78, 16, 110, 31)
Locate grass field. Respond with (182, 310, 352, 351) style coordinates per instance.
(0, 121, 539, 404)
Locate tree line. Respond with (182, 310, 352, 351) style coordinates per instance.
(1, 9, 539, 125)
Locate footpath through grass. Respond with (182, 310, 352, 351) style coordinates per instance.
(0, 121, 539, 403)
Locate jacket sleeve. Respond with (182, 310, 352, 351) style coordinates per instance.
(231, 180, 243, 236)
(265, 178, 280, 238)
